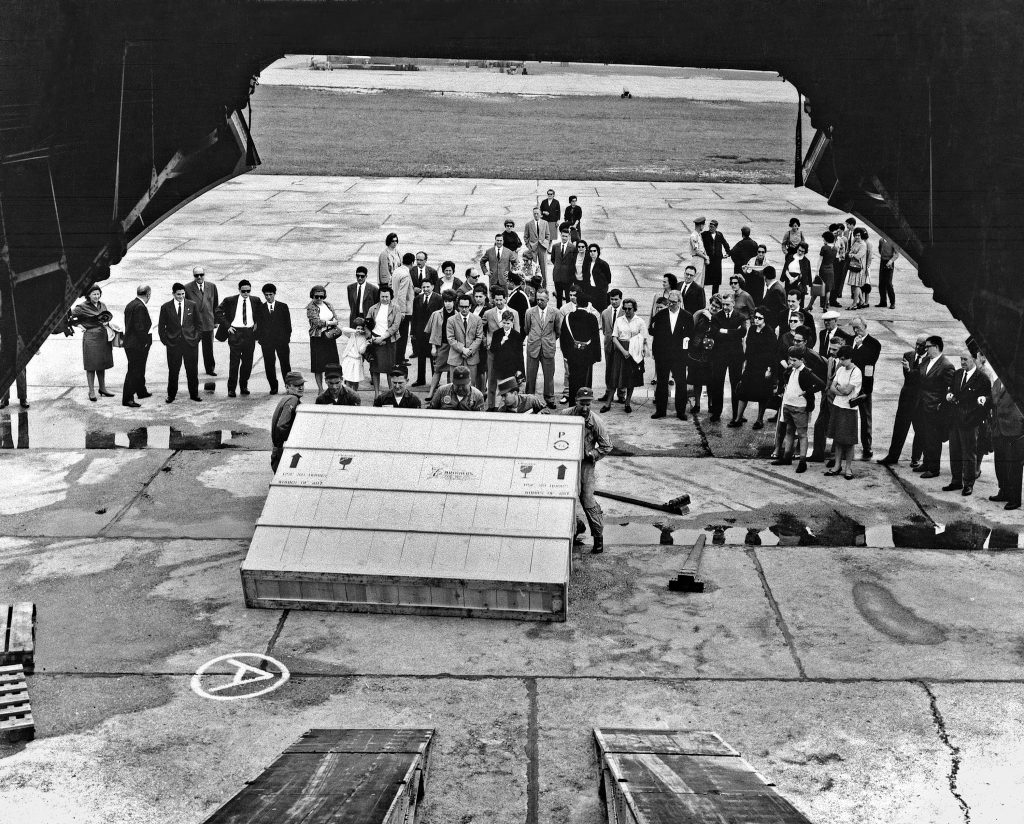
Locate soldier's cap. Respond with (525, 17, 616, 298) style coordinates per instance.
(324, 364, 343, 379)
(452, 365, 472, 385)
(497, 376, 519, 394)
(694, 216, 706, 225)
(575, 387, 595, 402)
(389, 367, 407, 378)
(285, 371, 305, 386)
(822, 310, 840, 321)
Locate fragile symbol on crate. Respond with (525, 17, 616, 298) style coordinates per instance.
(520, 463, 533, 479)
(338, 455, 353, 470)
(190, 653, 290, 701)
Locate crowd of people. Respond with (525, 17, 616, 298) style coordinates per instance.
(54, 190, 1023, 516)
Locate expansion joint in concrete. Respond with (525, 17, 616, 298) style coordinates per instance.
(265, 609, 289, 657)
(525, 676, 540, 824)
(884, 465, 938, 526)
(918, 680, 970, 824)
(745, 547, 807, 679)
(690, 412, 713, 457)
(96, 450, 178, 536)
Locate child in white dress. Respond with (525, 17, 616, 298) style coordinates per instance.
(339, 318, 370, 390)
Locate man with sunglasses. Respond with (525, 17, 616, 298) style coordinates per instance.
(216, 279, 259, 397)
(649, 289, 694, 420)
(184, 265, 219, 376)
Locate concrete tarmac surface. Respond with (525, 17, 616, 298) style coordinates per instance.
(0, 176, 1021, 824)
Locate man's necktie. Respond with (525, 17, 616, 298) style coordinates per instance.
(357, 285, 363, 310)
(269, 303, 273, 314)
(242, 297, 248, 325)
(463, 317, 468, 337)
(178, 301, 183, 325)
(962, 373, 967, 391)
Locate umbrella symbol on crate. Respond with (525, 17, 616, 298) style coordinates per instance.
(520, 463, 533, 479)
(338, 456, 353, 470)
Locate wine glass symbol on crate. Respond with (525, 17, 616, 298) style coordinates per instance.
(338, 456, 353, 471)
(519, 463, 533, 480)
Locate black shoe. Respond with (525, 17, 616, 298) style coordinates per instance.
(624, 403, 632, 413)
(676, 412, 687, 420)
(600, 405, 611, 413)
(806, 454, 824, 463)
(796, 460, 807, 473)
(546, 401, 557, 410)
(269, 388, 278, 395)
(190, 395, 202, 402)
(920, 471, 939, 479)
(591, 539, 604, 554)
(651, 411, 667, 419)
(1005, 501, 1021, 511)
(98, 390, 115, 397)
(240, 388, 250, 396)
(709, 415, 720, 423)
(912, 465, 927, 473)
(228, 391, 237, 398)
(990, 493, 1008, 502)
(771, 457, 792, 466)
(961, 485, 973, 496)
(752, 420, 764, 430)
(206, 371, 217, 377)
(165, 397, 174, 404)
(122, 401, 141, 408)
(861, 450, 873, 461)
(137, 391, 152, 399)
(18, 400, 29, 409)
(727, 420, 741, 428)
(942, 482, 963, 491)
(877, 457, 897, 466)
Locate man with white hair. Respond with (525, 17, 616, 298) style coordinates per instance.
(849, 317, 882, 459)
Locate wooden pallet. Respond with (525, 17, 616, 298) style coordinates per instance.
(668, 535, 707, 593)
(242, 407, 584, 621)
(0, 602, 36, 673)
(594, 728, 813, 824)
(0, 664, 34, 743)
(202, 728, 434, 824)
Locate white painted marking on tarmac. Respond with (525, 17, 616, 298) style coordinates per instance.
(191, 653, 289, 701)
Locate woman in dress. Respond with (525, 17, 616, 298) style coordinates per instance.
(781, 217, 805, 263)
(826, 345, 862, 479)
(818, 230, 838, 311)
(70, 285, 115, 401)
(687, 292, 724, 413)
(728, 273, 756, 320)
(604, 297, 648, 414)
(425, 289, 458, 402)
(649, 272, 678, 320)
(845, 229, 869, 309)
(730, 306, 777, 430)
(501, 219, 523, 254)
(364, 285, 403, 397)
(583, 242, 612, 312)
(306, 285, 341, 392)
(490, 310, 525, 382)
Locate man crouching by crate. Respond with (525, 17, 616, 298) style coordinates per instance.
(564, 387, 612, 554)
(270, 371, 305, 472)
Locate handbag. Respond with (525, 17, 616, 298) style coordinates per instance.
(324, 325, 344, 339)
(847, 258, 863, 272)
(848, 393, 867, 408)
(105, 323, 124, 347)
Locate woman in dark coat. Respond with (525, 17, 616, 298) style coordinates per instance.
(583, 242, 612, 312)
(501, 220, 522, 253)
(490, 310, 525, 381)
(70, 285, 115, 401)
(731, 306, 778, 429)
(686, 293, 724, 413)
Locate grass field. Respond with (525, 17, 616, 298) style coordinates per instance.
(250, 85, 798, 182)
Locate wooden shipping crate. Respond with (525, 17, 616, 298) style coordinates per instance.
(0, 602, 36, 673)
(202, 728, 434, 824)
(0, 664, 34, 743)
(242, 407, 584, 621)
(593, 728, 813, 824)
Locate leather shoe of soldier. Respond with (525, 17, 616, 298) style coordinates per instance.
(591, 539, 604, 554)
(942, 482, 962, 491)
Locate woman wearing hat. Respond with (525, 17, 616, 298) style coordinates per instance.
(365, 286, 403, 396)
(70, 285, 116, 401)
(306, 285, 341, 392)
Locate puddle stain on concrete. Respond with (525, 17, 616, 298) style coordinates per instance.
(852, 581, 948, 645)
(0, 415, 249, 450)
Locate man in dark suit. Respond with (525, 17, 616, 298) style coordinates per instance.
(849, 317, 882, 458)
(878, 335, 928, 467)
(347, 266, 379, 327)
(784, 291, 816, 338)
(215, 279, 258, 397)
(915, 336, 956, 478)
(559, 294, 601, 406)
(942, 348, 992, 495)
(990, 373, 1024, 510)
(549, 226, 576, 308)
(817, 310, 853, 357)
(506, 273, 530, 331)
(700, 219, 732, 295)
(648, 290, 694, 420)
(728, 226, 759, 275)
(410, 251, 438, 294)
(411, 278, 442, 386)
(679, 266, 706, 315)
(540, 188, 561, 243)
(762, 268, 788, 331)
(254, 282, 291, 395)
(183, 265, 219, 376)
(121, 284, 153, 407)
(708, 293, 746, 422)
(158, 282, 201, 402)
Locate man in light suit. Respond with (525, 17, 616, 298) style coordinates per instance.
(254, 282, 292, 395)
(549, 226, 576, 308)
(482, 286, 521, 408)
(184, 265, 218, 376)
(445, 293, 485, 383)
(523, 206, 551, 285)
(524, 288, 562, 409)
(122, 284, 153, 407)
(158, 282, 201, 402)
(347, 266, 379, 327)
(392, 252, 416, 365)
(480, 233, 517, 290)
(215, 279, 259, 397)
(599, 289, 626, 406)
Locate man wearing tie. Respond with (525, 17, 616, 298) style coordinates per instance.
(540, 189, 561, 247)
(346, 266, 379, 327)
(480, 234, 516, 290)
(215, 280, 258, 397)
(878, 335, 928, 467)
(410, 251, 438, 294)
(445, 293, 485, 384)
(708, 293, 746, 423)
(411, 278, 442, 386)
(158, 282, 201, 403)
(524, 288, 562, 409)
(849, 317, 882, 458)
(648, 290, 694, 420)
(122, 284, 153, 407)
(254, 283, 292, 395)
(549, 227, 576, 308)
(679, 266, 706, 315)
(943, 348, 993, 496)
(599, 289, 625, 408)
(916, 336, 957, 478)
(523, 206, 551, 285)
(184, 265, 219, 376)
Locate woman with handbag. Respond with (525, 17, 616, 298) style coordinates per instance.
(306, 285, 342, 392)
(826, 345, 863, 479)
(69, 285, 115, 401)
(605, 297, 647, 413)
(365, 286, 403, 397)
(845, 230, 869, 310)
(687, 293, 724, 413)
(730, 307, 777, 430)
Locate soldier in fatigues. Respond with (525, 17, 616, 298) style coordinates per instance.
(270, 371, 305, 472)
(496, 376, 548, 414)
(429, 364, 485, 411)
(563, 386, 612, 553)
